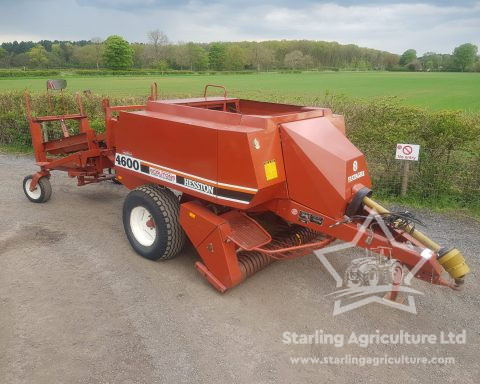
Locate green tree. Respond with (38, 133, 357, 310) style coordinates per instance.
(284, 50, 304, 69)
(90, 37, 104, 69)
(73, 44, 103, 68)
(224, 45, 246, 70)
(208, 43, 226, 71)
(187, 43, 208, 71)
(103, 35, 134, 70)
(420, 52, 441, 71)
(248, 43, 275, 71)
(0, 46, 7, 64)
(0, 46, 7, 67)
(27, 44, 49, 67)
(453, 43, 478, 71)
(399, 49, 416, 66)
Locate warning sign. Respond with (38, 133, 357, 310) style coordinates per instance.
(264, 159, 278, 181)
(395, 144, 420, 161)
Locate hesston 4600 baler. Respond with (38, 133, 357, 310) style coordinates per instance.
(23, 83, 470, 296)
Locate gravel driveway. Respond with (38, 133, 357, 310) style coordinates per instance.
(1, 152, 479, 384)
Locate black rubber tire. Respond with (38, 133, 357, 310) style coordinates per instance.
(22, 175, 52, 203)
(123, 185, 185, 261)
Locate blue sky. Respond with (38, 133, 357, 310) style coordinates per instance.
(1, 0, 479, 54)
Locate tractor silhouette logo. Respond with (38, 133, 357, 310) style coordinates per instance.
(314, 211, 429, 315)
(343, 247, 402, 288)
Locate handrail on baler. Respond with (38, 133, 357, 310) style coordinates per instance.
(149, 82, 158, 101)
(203, 84, 228, 111)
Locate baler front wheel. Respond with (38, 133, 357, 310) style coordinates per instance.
(123, 185, 185, 261)
(22, 175, 52, 203)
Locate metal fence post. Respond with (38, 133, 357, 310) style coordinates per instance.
(400, 161, 410, 197)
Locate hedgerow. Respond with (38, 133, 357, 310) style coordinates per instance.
(1, 90, 478, 213)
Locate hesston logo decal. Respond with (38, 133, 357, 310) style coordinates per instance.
(181, 177, 215, 195)
(115, 153, 256, 204)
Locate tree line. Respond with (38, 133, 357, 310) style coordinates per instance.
(0, 31, 478, 72)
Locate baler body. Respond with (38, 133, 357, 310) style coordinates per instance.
(24, 87, 469, 295)
(114, 97, 369, 220)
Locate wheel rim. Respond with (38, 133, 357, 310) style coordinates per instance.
(130, 206, 156, 247)
(25, 179, 41, 200)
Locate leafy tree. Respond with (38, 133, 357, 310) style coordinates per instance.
(453, 43, 478, 71)
(131, 43, 148, 68)
(10, 53, 29, 67)
(208, 43, 226, 71)
(90, 37, 104, 69)
(38, 40, 53, 52)
(51, 42, 74, 66)
(303, 54, 314, 70)
(284, 50, 304, 69)
(407, 59, 422, 71)
(156, 59, 170, 71)
(171, 44, 190, 69)
(0, 47, 7, 66)
(248, 43, 275, 71)
(399, 49, 416, 66)
(103, 35, 133, 70)
(225, 45, 246, 70)
(27, 45, 49, 67)
(187, 43, 208, 71)
(420, 52, 441, 71)
(72, 44, 103, 68)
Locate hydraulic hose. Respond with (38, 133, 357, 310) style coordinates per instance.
(362, 196, 470, 284)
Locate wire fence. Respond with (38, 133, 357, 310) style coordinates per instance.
(367, 148, 480, 211)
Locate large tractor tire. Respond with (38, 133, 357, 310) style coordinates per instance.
(123, 185, 185, 261)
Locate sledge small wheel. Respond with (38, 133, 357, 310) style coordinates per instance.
(123, 185, 185, 261)
(23, 175, 52, 203)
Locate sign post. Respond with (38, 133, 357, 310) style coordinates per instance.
(395, 144, 420, 197)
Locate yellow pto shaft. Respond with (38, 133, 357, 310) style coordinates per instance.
(362, 196, 470, 284)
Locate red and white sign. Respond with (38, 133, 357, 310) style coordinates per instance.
(395, 144, 420, 161)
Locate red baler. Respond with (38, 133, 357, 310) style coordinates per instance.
(23, 84, 470, 296)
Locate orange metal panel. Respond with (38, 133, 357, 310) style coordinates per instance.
(116, 111, 219, 181)
(281, 117, 371, 219)
(179, 201, 224, 247)
(179, 201, 243, 289)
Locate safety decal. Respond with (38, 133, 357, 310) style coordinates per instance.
(264, 159, 278, 181)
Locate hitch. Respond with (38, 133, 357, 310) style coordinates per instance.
(362, 196, 470, 286)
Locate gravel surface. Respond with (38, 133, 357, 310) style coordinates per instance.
(1, 152, 479, 384)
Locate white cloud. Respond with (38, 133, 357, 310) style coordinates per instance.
(0, 0, 479, 54)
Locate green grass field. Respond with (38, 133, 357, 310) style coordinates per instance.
(1, 71, 479, 111)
